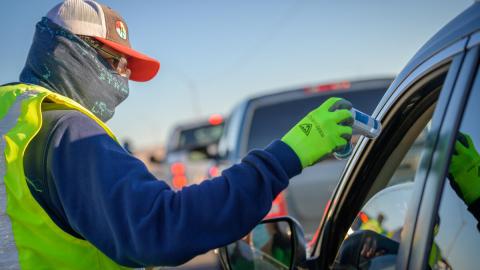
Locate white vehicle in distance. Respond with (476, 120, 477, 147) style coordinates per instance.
(165, 114, 225, 189)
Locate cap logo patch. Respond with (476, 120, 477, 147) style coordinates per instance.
(115, 21, 127, 40)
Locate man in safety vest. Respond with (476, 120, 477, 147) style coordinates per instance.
(0, 0, 354, 269)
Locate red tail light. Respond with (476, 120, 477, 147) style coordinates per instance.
(266, 192, 288, 218)
(172, 176, 187, 189)
(170, 162, 185, 176)
(323, 199, 331, 218)
(304, 81, 351, 93)
(308, 199, 332, 248)
(171, 162, 187, 189)
(308, 228, 321, 249)
(208, 114, 223, 126)
(208, 166, 220, 177)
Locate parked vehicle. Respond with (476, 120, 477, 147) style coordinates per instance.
(217, 78, 392, 230)
(165, 114, 225, 189)
(219, 2, 480, 269)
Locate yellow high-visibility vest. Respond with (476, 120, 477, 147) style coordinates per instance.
(0, 83, 129, 269)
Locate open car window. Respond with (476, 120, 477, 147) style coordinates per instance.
(330, 64, 451, 269)
(346, 121, 429, 239)
(333, 119, 431, 269)
(177, 124, 224, 151)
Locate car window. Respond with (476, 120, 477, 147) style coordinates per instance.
(332, 69, 449, 269)
(333, 120, 431, 269)
(429, 70, 480, 269)
(177, 123, 224, 151)
(348, 122, 429, 237)
(246, 89, 385, 152)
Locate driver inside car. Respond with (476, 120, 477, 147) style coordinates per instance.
(333, 132, 480, 270)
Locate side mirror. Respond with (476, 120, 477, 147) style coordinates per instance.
(219, 217, 308, 270)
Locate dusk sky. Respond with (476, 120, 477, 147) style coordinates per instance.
(0, 1, 472, 148)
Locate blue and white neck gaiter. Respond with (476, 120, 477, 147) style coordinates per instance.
(20, 17, 129, 122)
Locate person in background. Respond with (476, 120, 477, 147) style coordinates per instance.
(360, 213, 386, 235)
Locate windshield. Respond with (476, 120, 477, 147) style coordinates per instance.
(176, 123, 224, 151)
(246, 89, 385, 151)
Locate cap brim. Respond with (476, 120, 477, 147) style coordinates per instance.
(94, 37, 160, 82)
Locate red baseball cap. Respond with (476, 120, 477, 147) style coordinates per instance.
(47, 0, 160, 82)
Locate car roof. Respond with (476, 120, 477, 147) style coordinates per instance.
(173, 120, 214, 132)
(171, 116, 225, 132)
(389, 2, 480, 94)
(243, 77, 394, 106)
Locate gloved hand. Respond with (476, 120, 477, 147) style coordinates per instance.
(449, 133, 480, 205)
(282, 97, 353, 168)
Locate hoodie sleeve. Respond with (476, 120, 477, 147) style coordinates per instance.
(43, 111, 302, 267)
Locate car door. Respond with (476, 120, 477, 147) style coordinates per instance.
(405, 34, 480, 270)
(309, 37, 469, 270)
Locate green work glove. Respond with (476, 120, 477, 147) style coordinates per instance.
(449, 133, 480, 205)
(282, 97, 353, 168)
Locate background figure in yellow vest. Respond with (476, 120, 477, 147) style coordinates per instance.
(428, 216, 442, 269)
(360, 213, 386, 235)
(0, 0, 354, 268)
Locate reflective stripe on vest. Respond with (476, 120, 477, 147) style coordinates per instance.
(0, 84, 130, 269)
(0, 91, 35, 269)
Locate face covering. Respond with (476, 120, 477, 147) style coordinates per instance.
(20, 17, 129, 122)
